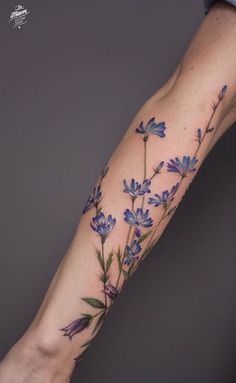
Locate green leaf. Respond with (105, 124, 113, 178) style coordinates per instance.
(122, 269, 129, 280)
(105, 252, 113, 273)
(116, 248, 122, 271)
(206, 126, 214, 133)
(96, 249, 105, 270)
(81, 331, 98, 348)
(167, 205, 177, 216)
(138, 230, 152, 243)
(92, 311, 106, 334)
(82, 297, 106, 309)
(100, 273, 109, 284)
(81, 339, 92, 348)
(81, 313, 93, 320)
(96, 206, 102, 214)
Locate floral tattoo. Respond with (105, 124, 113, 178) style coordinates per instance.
(60, 84, 227, 365)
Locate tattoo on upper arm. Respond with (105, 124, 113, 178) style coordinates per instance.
(60, 84, 227, 365)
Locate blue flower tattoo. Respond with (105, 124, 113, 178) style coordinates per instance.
(91, 212, 116, 241)
(60, 84, 228, 367)
(60, 315, 92, 340)
(219, 84, 227, 101)
(167, 156, 198, 177)
(123, 178, 151, 199)
(124, 240, 142, 265)
(135, 117, 166, 138)
(124, 208, 153, 237)
(148, 183, 179, 208)
(83, 185, 102, 214)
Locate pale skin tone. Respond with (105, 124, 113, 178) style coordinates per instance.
(1, 3, 236, 382)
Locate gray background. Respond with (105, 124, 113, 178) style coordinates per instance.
(1, 1, 236, 382)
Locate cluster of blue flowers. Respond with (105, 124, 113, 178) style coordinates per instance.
(60, 85, 228, 364)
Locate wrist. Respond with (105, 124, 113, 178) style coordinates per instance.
(8, 330, 74, 380)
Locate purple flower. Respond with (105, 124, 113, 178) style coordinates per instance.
(91, 212, 116, 240)
(60, 315, 92, 340)
(153, 161, 164, 174)
(101, 166, 109, 179)
(167, 156, 198, 177)
(197, 128, 202, 144)
(135, 117, 166, 138)
(148, 183, 179, 208)
(83, 185, 102, 214)
(124, 208, 153, 237)
(219, 84, 227, 100)
(123, 178, 151, 198)
(124, 240, 142, 265)
(139, 179, 151, 194)
(104, 281, 118, 300)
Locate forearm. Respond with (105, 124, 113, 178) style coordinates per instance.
(3, 2, 236, 380)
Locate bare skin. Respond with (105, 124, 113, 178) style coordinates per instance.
(0, 3, 236, 382)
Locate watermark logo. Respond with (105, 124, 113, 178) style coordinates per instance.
(9, 5, 30, 29)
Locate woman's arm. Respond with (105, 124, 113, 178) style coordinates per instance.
(0, 2, 236, 383)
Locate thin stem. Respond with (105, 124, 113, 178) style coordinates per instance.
(141, 205, 168, 259)
(93, 166, 109, 215)
(92, 309, 106, 319)
(101, 239, 107, 308)
(194, 95, 221, 157)
(115, 198, 135, 288)
(115, 225, 132, 288)
(95, 204, 99, 215)
(126, 199, 137, 256)
(141, 137, 148, 209)
(149, 171, 158, 182)
(127, 258, 136, 276)
(143, 138, 147, 180)
(131, 198, 135, 211)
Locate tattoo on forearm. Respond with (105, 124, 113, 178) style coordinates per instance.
(60, 84, 227, 365)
